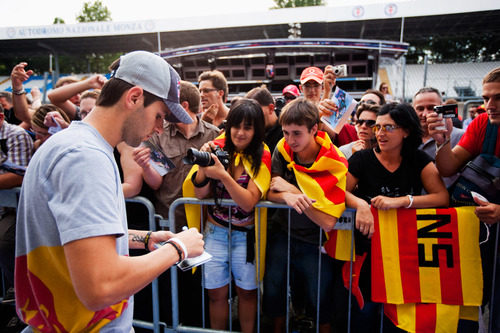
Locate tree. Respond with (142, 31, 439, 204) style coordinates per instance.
(53, 17, 65, 24)
(272, 0, 325, 9)
(76, 0, 112, 23)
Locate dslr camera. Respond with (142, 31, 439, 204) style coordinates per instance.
(183, 146, 230, 169)
(332, 64, 347, 77)
(434, 104, 458, 118)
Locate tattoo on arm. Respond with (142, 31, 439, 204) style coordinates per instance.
(129, 233, 146, 244)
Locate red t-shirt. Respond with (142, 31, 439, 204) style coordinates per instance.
(458, 113, 500, 157)
(334, 123, 358, 147)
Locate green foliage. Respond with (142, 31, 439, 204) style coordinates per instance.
(76, 0, 112, 23)
(53, 17, 65, 24)
(406, 34, 500, 64)
(272, 0, 325, 9)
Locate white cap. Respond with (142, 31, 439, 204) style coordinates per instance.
(113, 50, 192, 124)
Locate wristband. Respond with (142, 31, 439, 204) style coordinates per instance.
(144, 231, 152, 251)
(191, 171, 210, 188)
(168, 237, 188, 261)
(12, 88, 26, 95)
(166, 241, 183, 264)
(405, 195, 414, 209)
(436, 137, 450, 152)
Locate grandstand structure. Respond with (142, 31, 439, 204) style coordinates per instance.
(0, 0, 499, 102)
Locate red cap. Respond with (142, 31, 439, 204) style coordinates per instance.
(300, 67, 324, 85)
(477, 104, 486, 113)
(282, 84, 300, 97)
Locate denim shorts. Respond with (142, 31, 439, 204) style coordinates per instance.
(203, 223, 257, 290)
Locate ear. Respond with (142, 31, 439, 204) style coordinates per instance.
(124, 86, 144, 109)
(310, 123, 318, 135)
(267, 104, 275, 115)
(181, 100, 190, 112)
(217, 89, 224, 100)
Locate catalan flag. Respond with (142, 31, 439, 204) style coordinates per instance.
(183, 133, 271, 280)
(371, 206, 483, 306)
(276, 131, 350, 260)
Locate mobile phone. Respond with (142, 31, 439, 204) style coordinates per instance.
(434, 104, 457, 118)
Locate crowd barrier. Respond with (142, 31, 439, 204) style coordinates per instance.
(0, 190, 498, 332)
(167, 197, 357, 333)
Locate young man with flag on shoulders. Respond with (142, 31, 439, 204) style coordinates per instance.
(263, 97, 348, 333)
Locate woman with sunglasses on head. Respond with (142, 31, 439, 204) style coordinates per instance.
(339, 103, 380, 159)
(344, 103, 449, 332)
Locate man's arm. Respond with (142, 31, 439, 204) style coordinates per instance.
(11, 62, 34, 124)
(48, 75, 106, 119)
(435, 142, 472, 177)
(268, 176, 337, 231)
(428, 111, 472, 177)
(0, 173, 23, 189)
(63, 228, 203, 311)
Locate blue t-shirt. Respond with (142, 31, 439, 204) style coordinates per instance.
(15, 121, 132, 332)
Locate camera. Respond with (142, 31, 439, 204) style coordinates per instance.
(434, 104, 458, 118)
(332, 64, 347, 77)
(183, 146, 230, 169)
(274, 97, 286, 117)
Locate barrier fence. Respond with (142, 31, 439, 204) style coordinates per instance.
(0, 190, 498, 332)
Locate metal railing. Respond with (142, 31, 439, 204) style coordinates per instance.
(167, 197, 356, 333)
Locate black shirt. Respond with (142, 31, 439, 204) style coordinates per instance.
(348, 148, 433, 203)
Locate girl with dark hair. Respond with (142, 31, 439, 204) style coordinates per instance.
(345, 102, 449, 331)
(185, 98, 271, 333)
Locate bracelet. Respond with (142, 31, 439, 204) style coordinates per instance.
(168, 237, 188, 261)
(165, 241, 183, 264)
(191, 171, 210, 188)
(144, 231, 152, 251)
(12, 88, 26, 95)
(436, 137, 450, 152)
(405, 195, 414, 208)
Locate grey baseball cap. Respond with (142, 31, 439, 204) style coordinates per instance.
(113, 50, 192, 124)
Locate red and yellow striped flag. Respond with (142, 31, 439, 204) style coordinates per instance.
(371, 206, 483, 306)
(384, 303, 479, 333)
(276, 131, 351, 260)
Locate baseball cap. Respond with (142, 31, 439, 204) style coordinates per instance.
(300, 67, 324, 85)
(113, 50, 192, 124)
(282, 84, 300, 97)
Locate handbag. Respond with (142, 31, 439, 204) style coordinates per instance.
(449, 119, 500, 206)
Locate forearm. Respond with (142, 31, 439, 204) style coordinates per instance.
(65, 236, 179, 311)
(411, 192, 449, 209)
(435, 143, 462, 177)
(220, 173, 260, 212)
(303, 206, 337, 231)
(0, 173, 23, 189)
(141, 165, 162, 190)
(12, 93, 33, 123)
(193, 169, 211, 199)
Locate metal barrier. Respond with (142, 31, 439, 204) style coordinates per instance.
(167, 197, 356, 333)
(126, 196, 171, 333)
(0, 187, 21, 302)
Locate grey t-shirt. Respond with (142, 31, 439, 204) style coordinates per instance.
(16, 121, 132, 332)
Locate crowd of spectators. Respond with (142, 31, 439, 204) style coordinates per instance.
(0, 52, 498, 332)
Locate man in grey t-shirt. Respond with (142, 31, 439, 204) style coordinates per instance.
(15, 51, 204, 332)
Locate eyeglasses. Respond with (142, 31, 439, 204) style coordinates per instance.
(199, 88, 218, 94)
(372, 124, 401, 133)
(355, 119, 376, 127)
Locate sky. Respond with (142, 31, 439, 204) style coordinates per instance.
(2, 0, 277, 27)
(1, 0, 397, 28)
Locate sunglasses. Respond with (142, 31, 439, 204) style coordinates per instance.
(355, 119, 376, 127)
(284, 95, 296, 101)
(372, 124, 400, 133)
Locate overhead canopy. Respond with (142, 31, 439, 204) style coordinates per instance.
(0, 4, 498, 57)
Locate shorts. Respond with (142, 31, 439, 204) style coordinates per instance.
(203, 223, 257, 290)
